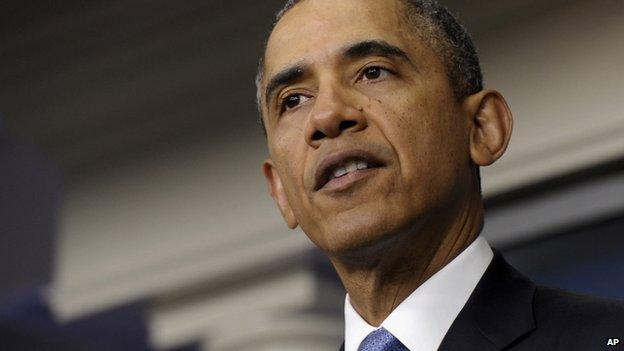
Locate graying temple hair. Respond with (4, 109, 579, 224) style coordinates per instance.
(254, 0, 483, 131)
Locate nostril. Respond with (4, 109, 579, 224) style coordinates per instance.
(312, 130, 326, 141)
(339, 120, 357, 130)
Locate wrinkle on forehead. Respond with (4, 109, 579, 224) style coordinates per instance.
(263, 0, 408, 79)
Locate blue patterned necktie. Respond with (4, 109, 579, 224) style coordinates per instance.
(358, 327, 409, 351)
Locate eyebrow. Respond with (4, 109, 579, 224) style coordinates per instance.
(264, 40, 411, 107)
(265, 64, 307, 106)
(343, 40, 410, 62)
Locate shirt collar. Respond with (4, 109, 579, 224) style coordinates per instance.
(344, 236, 493, 351)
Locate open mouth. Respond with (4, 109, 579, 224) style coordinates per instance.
(314, 151, 385, 191)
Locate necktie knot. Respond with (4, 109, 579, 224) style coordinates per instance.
(358, 327, 409, 351)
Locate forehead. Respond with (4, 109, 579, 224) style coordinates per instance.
(264, 0, 410, 77)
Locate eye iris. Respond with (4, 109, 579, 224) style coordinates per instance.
(365, 67, 381, 80)
(285, 95, 300, 109)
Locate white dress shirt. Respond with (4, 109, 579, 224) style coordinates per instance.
(344, 235, 494, 351)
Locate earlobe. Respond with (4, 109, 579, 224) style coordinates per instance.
(262, 159, 299, 229)
(467, 90, 513, 167)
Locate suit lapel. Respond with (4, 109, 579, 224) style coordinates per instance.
(438, 251, 536, 351)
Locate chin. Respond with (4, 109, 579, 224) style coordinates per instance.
(314, 217, 408, 259)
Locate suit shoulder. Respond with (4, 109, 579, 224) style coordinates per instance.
(533, 285, 624, 329)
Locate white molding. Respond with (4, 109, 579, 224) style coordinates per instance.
(208, 313, 343, 351)
(49, 226, 312, 321)
(483, 171, 624, 247)
(147, 269, 328, 350)
(482, 119, 624, 196)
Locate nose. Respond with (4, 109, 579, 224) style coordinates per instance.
(304, 85, 367, 148)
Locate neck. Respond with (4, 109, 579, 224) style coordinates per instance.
(329, 193, 484, 326)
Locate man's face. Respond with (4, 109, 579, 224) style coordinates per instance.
(261, 0, 475, 255)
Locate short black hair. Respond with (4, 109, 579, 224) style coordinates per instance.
(255, 0, 483, 130)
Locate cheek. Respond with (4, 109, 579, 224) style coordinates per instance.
(270, 131, 317, 215)
(376, 91, 467, 200)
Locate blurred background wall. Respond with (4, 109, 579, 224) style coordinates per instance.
(0, 0, 623, 350)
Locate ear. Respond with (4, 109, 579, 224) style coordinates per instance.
(262, 159, 299, 229)
(464, 90, 513, 166)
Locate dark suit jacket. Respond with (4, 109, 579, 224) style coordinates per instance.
(340, 251, 624, 350)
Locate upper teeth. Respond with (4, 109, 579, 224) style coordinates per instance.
(332, 160, 369, 179)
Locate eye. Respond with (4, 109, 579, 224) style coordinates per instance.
(280, 93, 310, 112)
(360, 66, 393, 82)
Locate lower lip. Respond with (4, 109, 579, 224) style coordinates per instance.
(319, 167, 381, 193)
